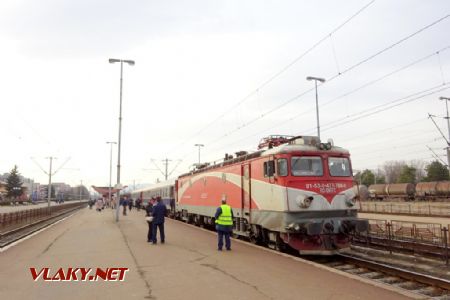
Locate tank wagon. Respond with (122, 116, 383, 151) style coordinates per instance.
(369, 181, 450, 200)
(175, 135, 368, 255)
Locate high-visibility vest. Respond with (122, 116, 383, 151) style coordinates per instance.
(216, 204, 233, 226)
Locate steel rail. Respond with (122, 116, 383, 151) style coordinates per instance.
(338, 253, 450, 291)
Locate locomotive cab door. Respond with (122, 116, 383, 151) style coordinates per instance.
(241, 163, 252, 223)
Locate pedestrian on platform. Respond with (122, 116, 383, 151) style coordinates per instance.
(215, 197, 234, 251)
(151, 196, 167, 244)
(136, 198, 142, 211)
(96, 198, 104, 212)
(145, 198, 155, 242)
(122, 196, 128, 216)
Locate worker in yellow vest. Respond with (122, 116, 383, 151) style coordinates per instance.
(214, 198, 234, 251)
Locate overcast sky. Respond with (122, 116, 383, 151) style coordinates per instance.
(0, 0, 449, 190)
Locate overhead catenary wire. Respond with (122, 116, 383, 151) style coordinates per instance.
(163, 12, 449, 176)
(202, 15, 450, 149)
(316, 83, 450, 134)
(166, 0, 377, 154)
(207, 83, 448, 156)
(210, 46, 450, 151)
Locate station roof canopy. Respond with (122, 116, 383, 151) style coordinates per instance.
(91, 186, 123, 196)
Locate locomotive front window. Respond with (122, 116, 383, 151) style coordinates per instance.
(291, 156, 323, 176)
(328, 157, 351, 177)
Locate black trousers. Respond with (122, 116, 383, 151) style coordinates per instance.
(147, 221, 153, 241)
(152, 223, 165, 243)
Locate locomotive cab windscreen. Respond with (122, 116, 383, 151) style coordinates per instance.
(291, 156, 323, 176)
(328, 157, 351, 177)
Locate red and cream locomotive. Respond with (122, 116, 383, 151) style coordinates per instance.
(175, 135, 368, 255)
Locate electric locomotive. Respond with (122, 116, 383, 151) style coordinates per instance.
(176, 135, 368, 255)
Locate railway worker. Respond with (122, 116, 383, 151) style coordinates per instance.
(215, 198, 234, 251)
(151, 196, 167, 244)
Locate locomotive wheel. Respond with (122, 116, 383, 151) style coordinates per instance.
(249, 234, 259, 244)
(249, 225, 263, 245)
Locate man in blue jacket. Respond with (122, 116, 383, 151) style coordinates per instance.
(215, 198, 234, 251)
(152, 196, 167, 244)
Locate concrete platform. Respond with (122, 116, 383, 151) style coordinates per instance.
(0, 207, 421, 300)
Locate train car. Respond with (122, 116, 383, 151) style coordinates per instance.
(416, 182, 438, 198)
(353, 185, 369, 201)
(386, 183, 415, 200)
(175, 135, 368, 255)
(368, 183, 415, 200)
(436, 181, 450, 197)
(368, 184, 387, 200)
(130, 179, 175, 210)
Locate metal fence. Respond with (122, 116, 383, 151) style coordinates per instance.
(354, 218, 449, 264)
(0, 202, 86, 232)
(359, 202, 450, 217)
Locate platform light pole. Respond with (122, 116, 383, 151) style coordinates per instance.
(106, 141, 117, 208)
(46, 157, 55, 208)
(306, 76, 326, 140)
(79, 180, 83, 202)
(109, 58, 135, 222)
(440, 96, 450, 169)
(194, 144, 204, 165)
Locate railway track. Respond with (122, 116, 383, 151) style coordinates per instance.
(0, 203, 86, 248)
(308, 253, 450, 299)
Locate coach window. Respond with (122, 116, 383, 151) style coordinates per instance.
(263, 161, 275, 177)
(328, 157, 351, 177)
(277, 159, 288, 176)
(291, 156, 323, 176)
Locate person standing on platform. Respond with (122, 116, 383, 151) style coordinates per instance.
(136, 198, 142, 211)
(145, 198, 155, 242)
(151, 196, 167, 244)
(215, 198, 234, 251)
(122, 196, 128, 216)
(95, 198, 104, 212)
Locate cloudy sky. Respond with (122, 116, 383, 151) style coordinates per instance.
(0, 0, 449, 190)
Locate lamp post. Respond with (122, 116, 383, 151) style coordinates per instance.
(439, 96, 450, 169)
(106, 141, 117, 209)
(79, 180, 83, 202)
(109, 58, 135, 222)
(194, 144, 204, 165)
(46, 157, 55, 208)
(306, 76, 326, 140)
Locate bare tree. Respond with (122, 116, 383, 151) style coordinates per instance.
(410, 159, 426, 182)
(382, 161, 406, 183)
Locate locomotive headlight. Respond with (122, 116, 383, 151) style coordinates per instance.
(296, 195, 313, 208)
(318, 143, 332, 150)
(345, 196, 356, 207)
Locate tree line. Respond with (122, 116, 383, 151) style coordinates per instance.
(354, 160, 449, 186)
